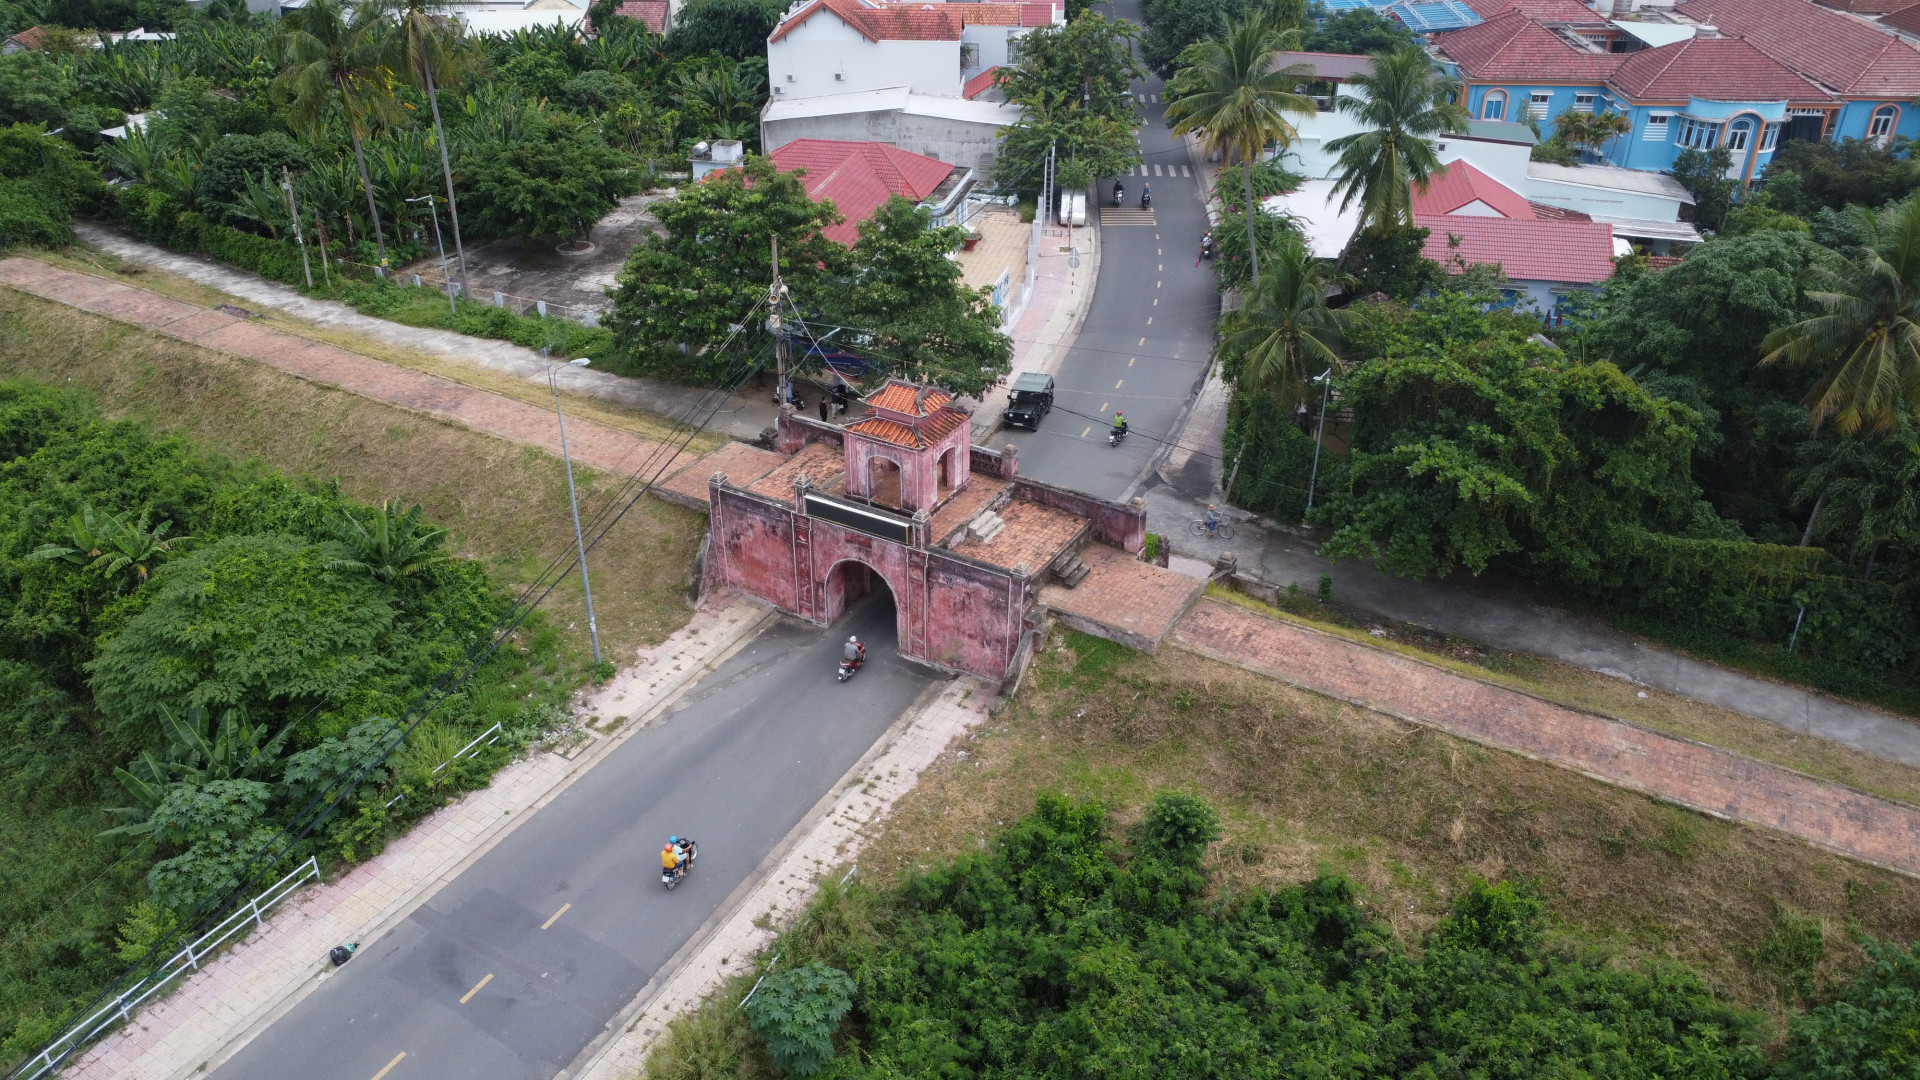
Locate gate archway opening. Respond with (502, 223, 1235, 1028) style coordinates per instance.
(822, 558, 900, 647)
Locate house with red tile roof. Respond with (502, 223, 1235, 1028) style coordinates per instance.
(765, 139, 963, 245)
(762, 0, 1053, 171)
(1419, 213, 1619, 313)
(606, 0, 668, 34)
(1435, 0, 1920, 187)
(1411, 158, 1540, 217)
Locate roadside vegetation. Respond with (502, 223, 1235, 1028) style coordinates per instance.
(0, 290, 704, 1065)
(643, 630, 1920, 1079)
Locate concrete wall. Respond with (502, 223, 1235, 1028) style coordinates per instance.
(768, 15, 959, 99)
(960, 23, 1028, 75)
(1010, 477, 1146, 553)
(762, 111, 1007, 173)
(970, 443, 1020, 480)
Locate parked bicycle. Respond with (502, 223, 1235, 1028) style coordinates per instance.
(1189, 517, 1234, 539)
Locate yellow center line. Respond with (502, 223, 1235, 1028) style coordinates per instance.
(1156, 281, 1162, 288)
(1128, 357, 1136, 367)
(1146, 317, 1154, 325)
(370, 1052, 406, 1080)
(1138, 337, 1146, 346)
(1153, 298, 1159, 306)
(541, 903, 571, 930)
(1080, 425, 1091, 437)
(1099, 402, 1109, 412)
(1115, 379, 1124, 389)
(460, 973, 493, 1004)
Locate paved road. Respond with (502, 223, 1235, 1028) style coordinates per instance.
(209, 599, 934, 1080)
(999, 1, 1219, 502)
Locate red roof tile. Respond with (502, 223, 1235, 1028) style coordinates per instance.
(963, 65, 1002, 99)
(1644, 254, 1686, 270)
(1817, 0, 1907, 13)
(1435, 11, 1624, 80)
(1411, 159, 1537, 217)
(865, 379, 955, 416)
(910, 0, 1058, 25)
(6, 25, 46, 49)
(1674, 0, 1920, 95)
(1529, 200, 1592, 220)
(767, 139, 956, 246)
(611, 0, 667, 32)
(846, 407, 968, 448)
(1418, 214, 1617, 283)
(1609, 34, 1826, 99)
(1462, 0, 1610, 24)
(769, 0, 963, 43)
(1883, 2, 1920, 32)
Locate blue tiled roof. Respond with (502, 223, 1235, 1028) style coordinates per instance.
(1384, 0, 1482, 31)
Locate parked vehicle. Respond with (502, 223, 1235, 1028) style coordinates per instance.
(1002, 372, 1055, 430)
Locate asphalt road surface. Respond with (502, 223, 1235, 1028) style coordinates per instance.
(1000, 0, 1221, 501)
(208, 595, 935, 1080)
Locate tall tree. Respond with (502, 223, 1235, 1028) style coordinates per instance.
(383, 0, 472, 297)
(1324, 46, 1467, 236)
(274, 0, 399, 266)
(1166, 12, 1316, 284)
(1762, 197, 1920, 435)
(1219, 233, 1348, 409)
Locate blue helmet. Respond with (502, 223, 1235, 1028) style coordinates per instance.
(668, 835, 679, 844)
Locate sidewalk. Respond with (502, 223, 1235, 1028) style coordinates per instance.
(71, 224, 780, 441)
(569, 677, 992, 1080)
(66, 601, 775, 1080)
(1175, 598, 1920, 879)
(971, 212, 1100, 440)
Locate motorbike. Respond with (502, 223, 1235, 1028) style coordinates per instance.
(661, 840, 698, 890)
(1112, 183, 1125, 207)
(837, 652, 865, 682)
(1141, 189, 1152, 209)
(1108, 425, 1128, 447)
(1201, 235, 1214, 260)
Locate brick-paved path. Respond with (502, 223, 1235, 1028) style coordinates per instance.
(574, 677, 993, 1080)
(1042, 544, 1208, 651)
(64, 602, 775, 1080)
(0, 257, 702, 483)
(1175, 600, 1920, 878)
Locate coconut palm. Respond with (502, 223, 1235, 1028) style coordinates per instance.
(1324, 46, 1469, 235)
(1762, 197, 1920, 435)
(383, 0, 473, 297)
(1166, 12, 1317, 283)
(1553, 108, 1631, 162)
(275, 0, 400, 266)
(1219, 233, 1351, 407)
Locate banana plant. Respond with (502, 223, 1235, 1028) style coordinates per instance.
(325, 499, 449, 584)
(102, 704, 297, 837)
(31, 506, 190, 586)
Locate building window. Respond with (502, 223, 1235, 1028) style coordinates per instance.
(1482, 89, 1507, 121)
(1529, 91, 1551, 119)
(960, 42, 979, 69)
(1573, 92, 1596, 113)
(1760, 122, 1781, 151)
(1644, 113, 1670, 141)
(1869, 104, 1899, 145)
(1724, 118, 1753, 152)
(1005, 38, 1023, 66)
(1677, 116, 1719, 149)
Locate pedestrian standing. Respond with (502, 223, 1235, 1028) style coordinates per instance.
(819, 397, 830, 422)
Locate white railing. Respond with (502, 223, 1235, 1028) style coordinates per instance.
(14, 857, 322, 1080)
(432, 722, 502, 775)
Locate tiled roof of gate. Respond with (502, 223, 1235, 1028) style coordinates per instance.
(952, 498, 1088, 573)
(1674, 0, 1920, 95)
(866, 380, 954, 416)
(1435, 10, 1623, 79)
(769, 0, 963, 42)
(1609, 34, 1827, 99)
(846, 408, 968, 449)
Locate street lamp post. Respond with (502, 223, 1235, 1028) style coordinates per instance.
(406, 194, 456, 316)
(1303, 368, 1333, 527)
(546, 353, 602, 666)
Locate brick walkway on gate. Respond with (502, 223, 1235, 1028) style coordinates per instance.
(0, 257, 702, 483)
(1175, 599, 1920, 879)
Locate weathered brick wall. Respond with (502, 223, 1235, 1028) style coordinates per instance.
(970, 443, 1019, 480)
(709, 485, 801, 611)
(1012, 477, 1146, 553)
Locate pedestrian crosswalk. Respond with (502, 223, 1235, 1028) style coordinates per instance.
(1134, 93, 1161, 103)
(1124, 164, 1191, 177)
(1099, 207, 1158, 226)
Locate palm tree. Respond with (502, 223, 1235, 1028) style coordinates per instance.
(1553, 108, 1631, 162)
(326, 499, 450, 584)
(275, 0, 400, 267)
(1166, 12, 1317, 284)
(1324, 46, 1469, 235)
(383, 0, 473, 298)
(1762, 197, 1920, 435)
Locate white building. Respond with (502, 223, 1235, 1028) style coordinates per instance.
(761, 0, 1058, 171)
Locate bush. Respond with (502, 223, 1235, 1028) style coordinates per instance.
(743, 961, 855, 1077)
(1779, 939, 1920, 1080)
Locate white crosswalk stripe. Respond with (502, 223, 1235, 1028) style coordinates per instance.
(1100, 208, 1158, 226)
(1151, 93, 1160, 103)
(1182, 165, 1192, 177)
(1154, 163, 1164, 176)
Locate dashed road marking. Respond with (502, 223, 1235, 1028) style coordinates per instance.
(1115, 379, 1124, 388)
(1139, 337, 1146, 346)
(1081, 425, 1091, 437)
(1129, 357, 1136, 366)
(1182, 165, 1192, 177)
(541, 903, 571, 930)
(460, 973, 494, 1004)
(370, 1052, 406, 1080)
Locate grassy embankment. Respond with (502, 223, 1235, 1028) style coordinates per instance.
(641, 622, 1920, 1078)
(0, 280, 709, 1055)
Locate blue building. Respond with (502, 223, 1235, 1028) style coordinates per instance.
(1433, 0, 1920, 185)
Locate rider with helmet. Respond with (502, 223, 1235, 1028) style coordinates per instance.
(842, 636, 866, 668)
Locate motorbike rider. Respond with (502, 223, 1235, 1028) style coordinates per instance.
(842, 635, 866, 668)
(1201, 231, 1213, 258)
(1140, 182, 1151, 207)
(1113, 179, 1124, 205)
(1111, 411, 1128, 439)
(661, 836, 684, 880)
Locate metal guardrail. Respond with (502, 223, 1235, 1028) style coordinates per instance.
(432, 722, 502, 775)
(15, 856, 322, 1080)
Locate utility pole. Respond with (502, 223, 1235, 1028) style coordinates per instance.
(280, 167, 313, 289)
(769, 235, 790, 405)
(545, 350, 602, 666)
(1302, 369, 1333, 526)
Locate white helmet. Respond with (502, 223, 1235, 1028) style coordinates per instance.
(849, 636, 859, 642)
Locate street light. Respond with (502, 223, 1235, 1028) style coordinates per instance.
(406, 194, 456, 316)
(546, 353, 602, 666)
(1302, 368, 1333, 527)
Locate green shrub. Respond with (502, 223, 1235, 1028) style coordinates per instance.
(1779, 939, 1920, 1080)
(743, 961, 855, 1077)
